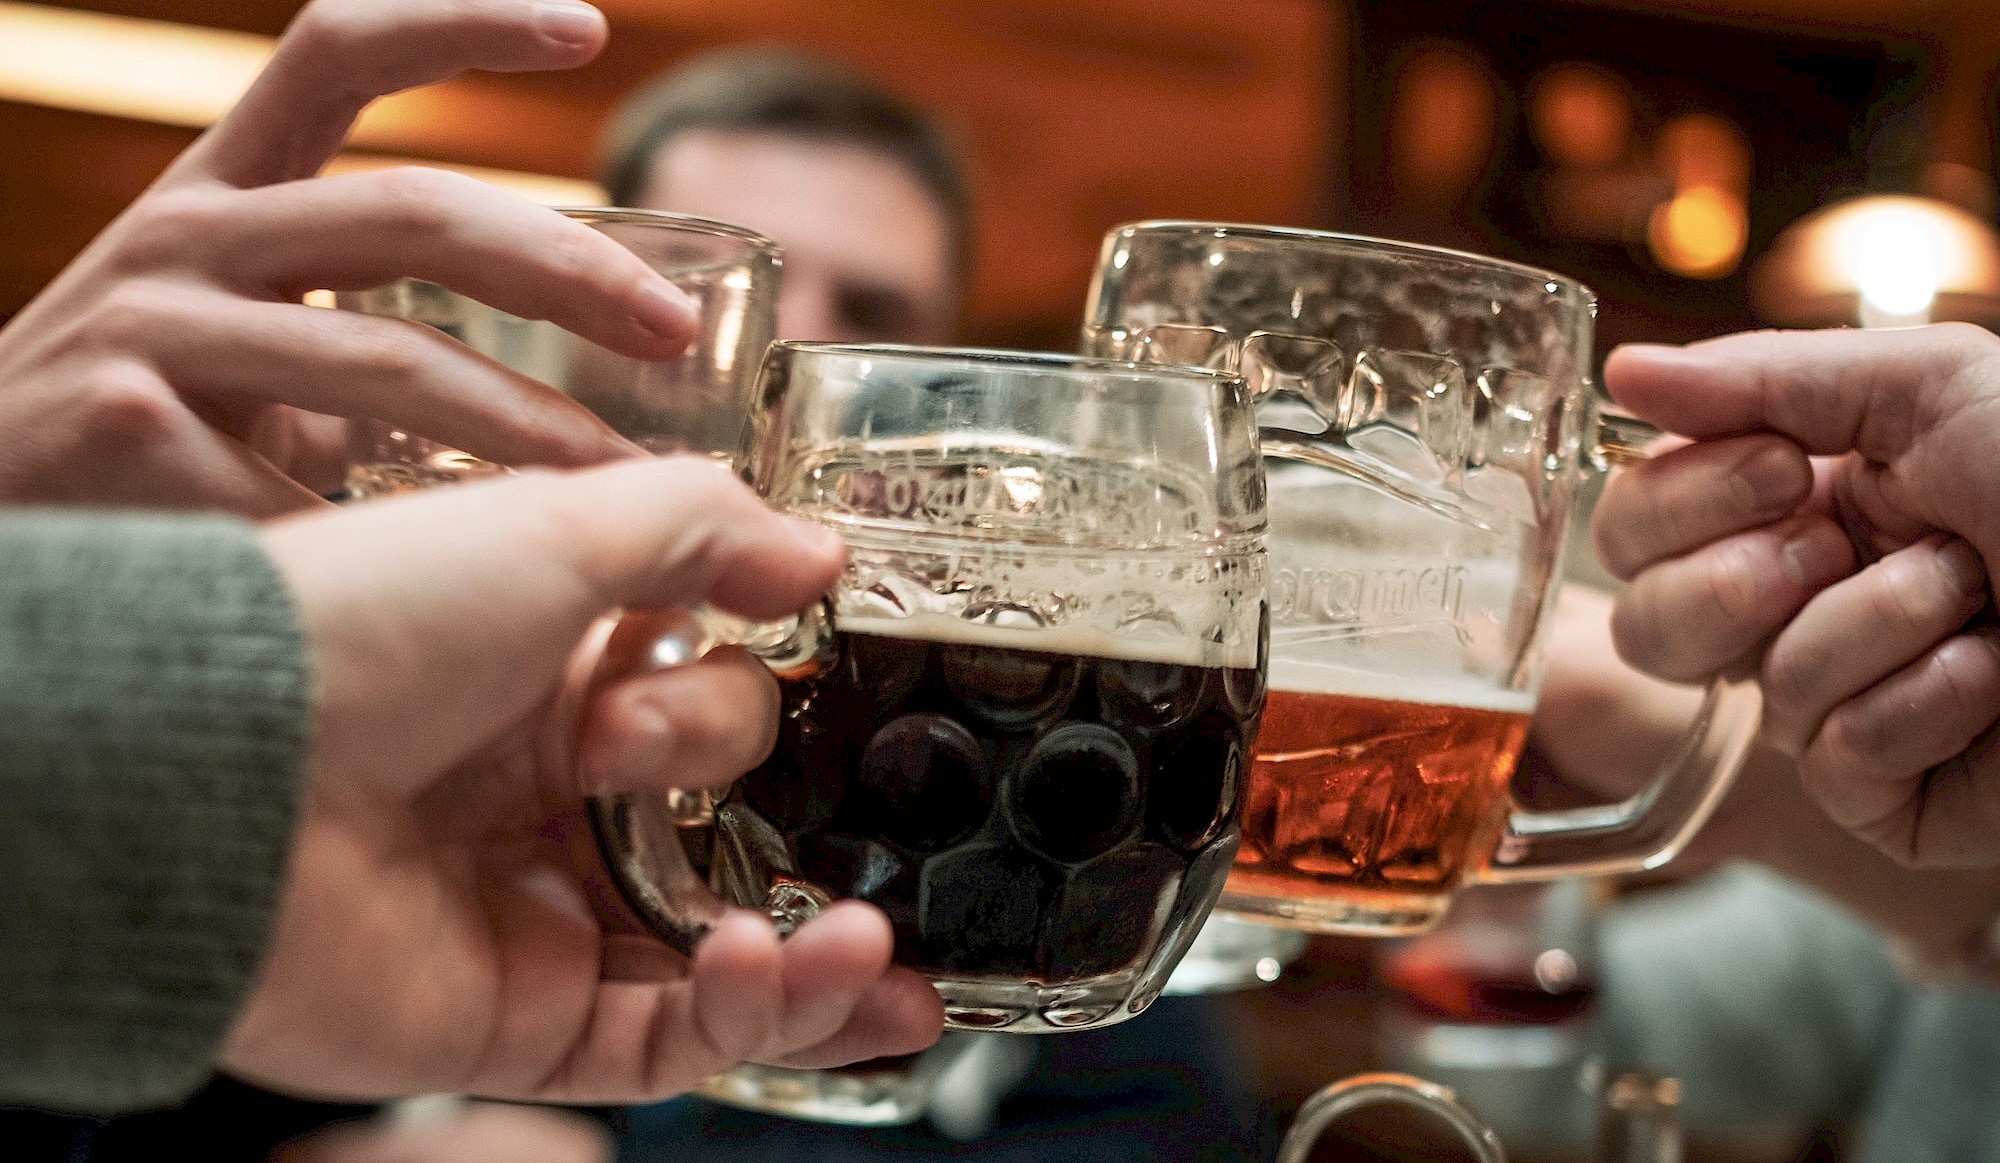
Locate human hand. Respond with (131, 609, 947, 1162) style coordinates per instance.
(220, 457, 944, 1103)
(1592, 324, 2000, 867)
(0, 0, 692, 515)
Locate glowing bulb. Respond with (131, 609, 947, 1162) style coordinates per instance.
(1844, 208, 1940, 325)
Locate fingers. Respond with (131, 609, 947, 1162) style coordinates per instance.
(1800, 630, 2000, 867)
(759, 970, 945, 1070)
(0, 360, 326, 516)
(174, 0, 610, 190)
(698, 902, 941, 1068)
(199, 171, 695, 357)
(1594, 433, 1813, 579)
(1602, 324, 2000, 458)
(1609, 513, 1855, 681)
(576, 645, 781, 794)
(152, 297, 639, 469)
(263, 458, 840, 797)
(539, 902, 936, 1102)
(1761, 537, 1990, 755)
(536, 458, 848, 620)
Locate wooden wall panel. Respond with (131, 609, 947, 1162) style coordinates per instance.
(0, 0, 1338, 345)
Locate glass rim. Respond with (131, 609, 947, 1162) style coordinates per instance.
(551, 205, 781, 257)
(1105, 219, 1595, 305)
(769, 341, 1247, 389)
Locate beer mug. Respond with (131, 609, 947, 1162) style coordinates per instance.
(1084, 224, 1760, 935)
(339, 207, 779, 492)
(1278, 1073, 1505, 1163)
(580, 344, 1269, 1032)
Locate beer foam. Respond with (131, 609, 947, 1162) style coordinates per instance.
(835, 611, 1261, 669)
(1268, 657, 1538, 715)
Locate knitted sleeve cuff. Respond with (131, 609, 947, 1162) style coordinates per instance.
(0, 511, 312, 1115)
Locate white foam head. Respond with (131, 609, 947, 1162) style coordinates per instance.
(1268, 657, 1538, 714)
(836, 611, 1260, 669)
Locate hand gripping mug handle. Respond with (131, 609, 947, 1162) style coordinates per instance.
(1481, 402, 1763, 882)
(1276, 1073, 1507, 1163)
(557, 605, 838, 956)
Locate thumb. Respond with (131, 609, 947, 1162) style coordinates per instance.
(262, 457, 844, 797)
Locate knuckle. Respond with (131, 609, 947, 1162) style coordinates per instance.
(1925, 638, 2000, 721)
(362, 167, 476, 236)
(338, 317, 437, 387)
(1759, 635, 1825, 715)
(1696, 540, 1767, 629)
(542, 219, 619, 288)
(97, 280, 194, 338)
(1607, 585, 1680, 679)
(79, 363, 181, 442)
(115, 188, 227, 269)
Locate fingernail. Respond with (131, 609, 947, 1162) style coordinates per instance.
(1728, 442, 1806, 513)
(1937, 538, 1987, 595)
(633, 277, 699, 341)
(1780, 522, 1850, 587)
(533, 1, 605, 47)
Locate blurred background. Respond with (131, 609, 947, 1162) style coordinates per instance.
(3, 3, 1996, 1160)
(3, 0, 1998, 354)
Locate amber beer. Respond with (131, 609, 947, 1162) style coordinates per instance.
(1227, 670, 1532, 932)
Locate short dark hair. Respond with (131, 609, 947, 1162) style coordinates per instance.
(599, 47, 972, 273)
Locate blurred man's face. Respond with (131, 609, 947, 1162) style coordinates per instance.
(637, 128, 957, 344)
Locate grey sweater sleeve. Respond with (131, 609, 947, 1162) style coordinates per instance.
(0, 512, 312, 1115)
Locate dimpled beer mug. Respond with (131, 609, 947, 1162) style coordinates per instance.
(579, 344, 1269, 1032)
(1084, 223, 1759, 936)
(340, 208, 779, 490)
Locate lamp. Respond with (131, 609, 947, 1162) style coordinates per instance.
(1750, 193, 2000, 329)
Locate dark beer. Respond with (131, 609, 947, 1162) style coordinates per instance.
(1226, 679, 1531, 930)
(720, 616, 1262, 986)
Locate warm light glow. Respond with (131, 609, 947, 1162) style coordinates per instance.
(1530, 62, 1631, 170)
(1392, 45, 1496, 199)
(1656, 114, 1750, 195)
(1844, 205, 1940, 324)
(1750, 194, 2000, 329)
(0, 1, 271, 127)
(0, 4, 599, 207)
(1647, 185, 1747, 279)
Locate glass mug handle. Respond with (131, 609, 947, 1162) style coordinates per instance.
(1481, 404, 1763, 882)
(1276, 1073, 1507, 1163)
(553, 605, 836, 955)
